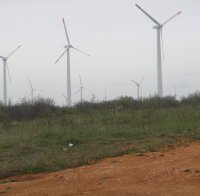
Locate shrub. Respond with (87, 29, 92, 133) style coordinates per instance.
(142, 95, 179, 109)
(0, 97, 59, 122)
(181, 92, 200, 106)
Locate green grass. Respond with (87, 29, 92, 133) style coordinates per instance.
(0, 105, 200, 179)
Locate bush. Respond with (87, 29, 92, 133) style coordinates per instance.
(75, 95, 180, 111)
(1, 92, 200, 123)
(142, 96, 179, 109)
(181, 92, 200, 106)
(0, 97, 59, 122)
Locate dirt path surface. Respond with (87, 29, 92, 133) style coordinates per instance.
(1, 142, 200, 196)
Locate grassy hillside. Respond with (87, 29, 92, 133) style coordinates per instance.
(1, 94, 200, 179)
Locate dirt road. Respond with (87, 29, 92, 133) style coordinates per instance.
(0, 142, 200, 196)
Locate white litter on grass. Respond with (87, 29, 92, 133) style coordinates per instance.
(69, 143, 73, 147)
(62, 143, 73, 151)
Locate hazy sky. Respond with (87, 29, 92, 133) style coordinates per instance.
(0, 0, 200, 105)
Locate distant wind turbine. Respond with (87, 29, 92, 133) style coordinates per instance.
(135, 4, 182, 97)
(74, 75, 84, 102)
(0, 45, 21, 105)
(130, 78, 144, 100)
(55, 18, 89, 107)
(28, 79, 35, 103)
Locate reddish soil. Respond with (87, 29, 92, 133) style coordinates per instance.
(0, 142, 200, 196)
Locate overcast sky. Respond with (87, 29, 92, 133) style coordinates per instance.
(0, 0, 200, 105)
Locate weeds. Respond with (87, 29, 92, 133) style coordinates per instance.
(0, 94, 200, 179)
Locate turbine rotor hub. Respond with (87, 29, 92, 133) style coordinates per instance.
(153, 25, 162, 29)
(64, 45, 71, 49)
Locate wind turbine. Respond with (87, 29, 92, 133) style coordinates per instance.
(0, 45, 21, 105)
(74, 75, 84, 102)
(55, 18, 89, 107)
(135, 4, 182, 97)
(28, 79, 35, 103)
(130, 78, 144, 100)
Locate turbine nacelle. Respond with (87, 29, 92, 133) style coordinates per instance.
(64, 45, 71, 49)
(153, 25, 162, 29)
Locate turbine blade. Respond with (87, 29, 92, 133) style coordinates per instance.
(5, 61, 11, 83)
(74, 88, 81, 95)
(161, 11, 182, 26)
(135, 4, 160, 25)
(6, 45, 21, 59)
(160, 29, 165, 61)
(130, 79, 139, 86)
(28, 79, 33, 89)
(62, 18, 70, 44)
(61, 93, 67, 99)
(55, 49, 68, 64)
(71, 46, 90, 56)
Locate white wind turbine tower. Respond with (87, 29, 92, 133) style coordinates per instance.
(55, 18, 89, 107)
(28, 79, 35, 103)
(0, 45, 21, 105)
(130, 78, 144, 100)
(135, 4, 182, 97)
